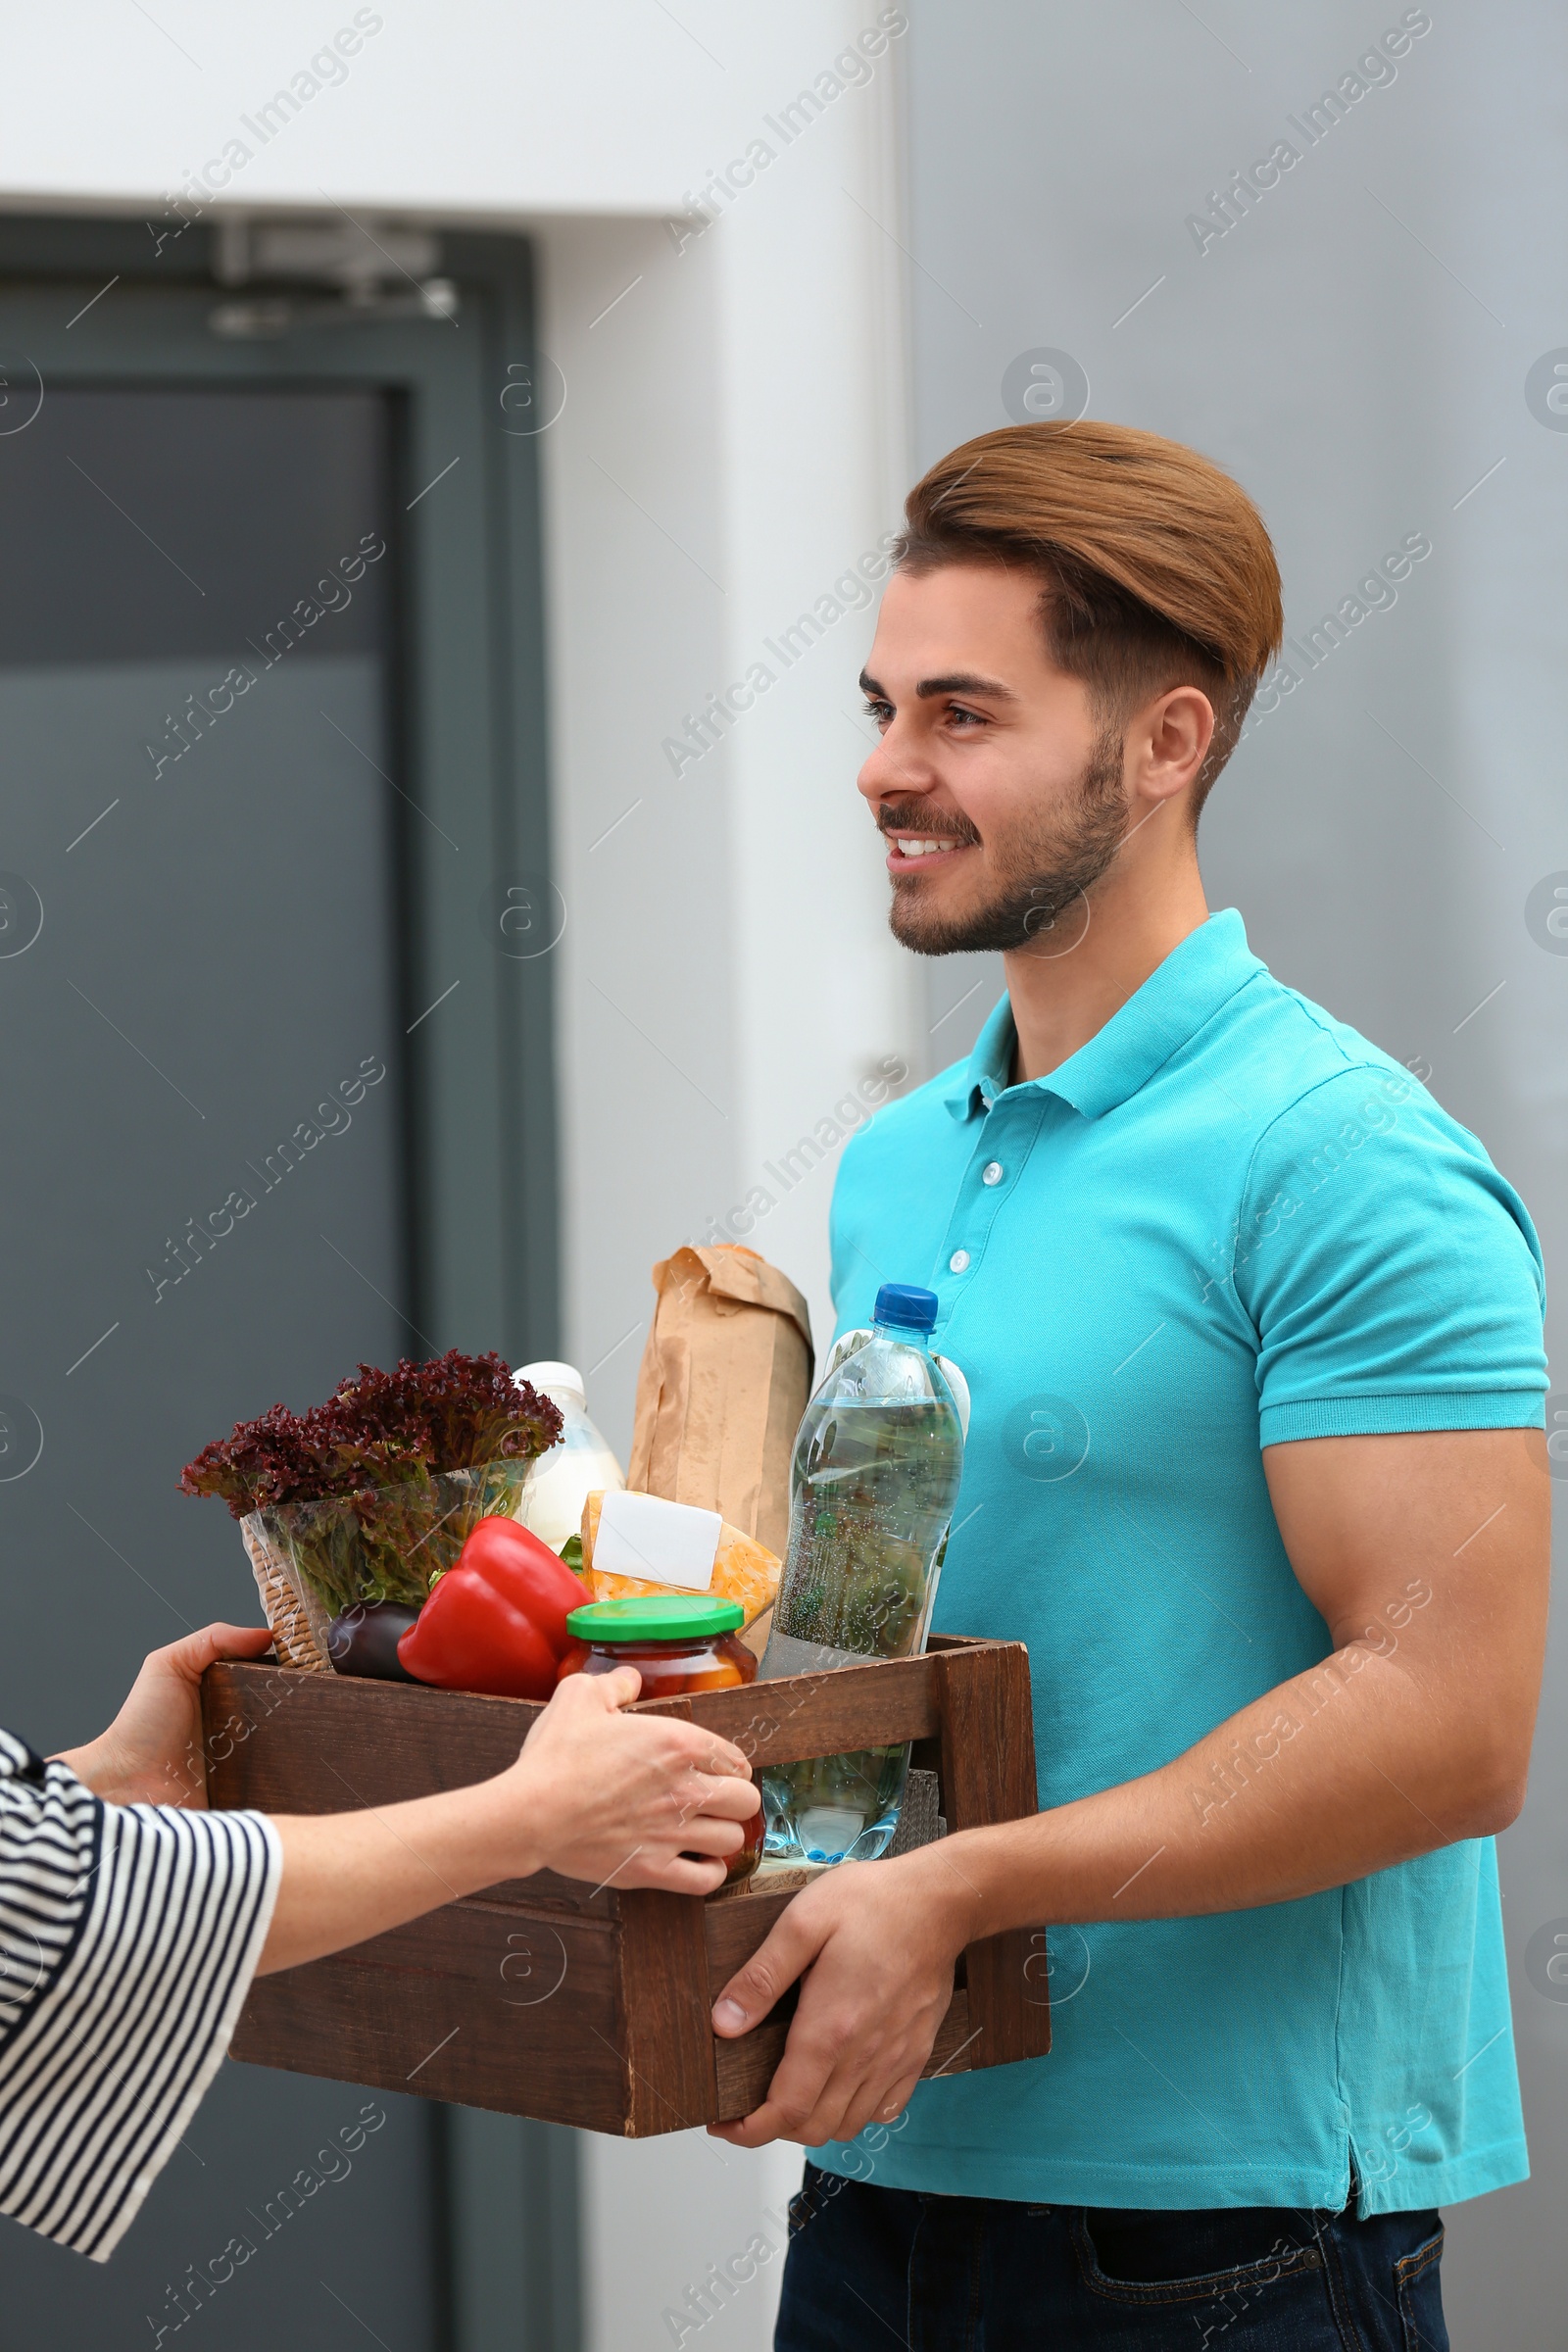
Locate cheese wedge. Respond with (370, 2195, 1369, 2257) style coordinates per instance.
(581, 1490, 780, 1627)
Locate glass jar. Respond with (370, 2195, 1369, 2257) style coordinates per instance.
(560, 1595, 761, 1886)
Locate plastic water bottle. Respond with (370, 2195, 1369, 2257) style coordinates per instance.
(759, 1284, 964, 1865)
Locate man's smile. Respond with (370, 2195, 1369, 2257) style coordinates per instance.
(879, 813, 973, 879)
(881, 825, 974, 873)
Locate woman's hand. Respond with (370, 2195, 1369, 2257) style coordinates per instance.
(505, 1667, 760, 1894)
(55, 1622, 273, 1808)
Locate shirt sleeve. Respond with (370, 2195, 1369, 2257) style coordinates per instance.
(0, 1727, 280, 2262)
(1231, 1063, 1548, 1446)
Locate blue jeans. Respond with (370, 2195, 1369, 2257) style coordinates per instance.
(774, 2164, 1446, 2351)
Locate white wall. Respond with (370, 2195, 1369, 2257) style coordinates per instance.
(533, 101, 917, 1452)
(529, 39, 914, 2335)
(0, 8, 915, 2346)
(1, 3, 862, 220)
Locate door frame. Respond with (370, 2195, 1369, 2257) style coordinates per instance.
(0, 211, 574, 2352)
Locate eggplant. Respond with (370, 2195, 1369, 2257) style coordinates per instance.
(327, 1599, 421, 1681)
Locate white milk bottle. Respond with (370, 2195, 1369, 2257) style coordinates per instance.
(514, 1362, 625, 1554)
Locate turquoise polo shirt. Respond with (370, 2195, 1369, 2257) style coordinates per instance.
(811, 908, 1545, 2215)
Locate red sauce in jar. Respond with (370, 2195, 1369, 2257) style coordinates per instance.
(559, 1595, 761, 1886)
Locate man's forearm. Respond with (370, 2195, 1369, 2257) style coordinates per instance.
(919, 1637, 1520, 1944)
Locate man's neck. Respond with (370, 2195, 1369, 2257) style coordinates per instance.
(1002, 859, 1210, 1085)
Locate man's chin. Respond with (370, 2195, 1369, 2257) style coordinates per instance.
(889, 873, 1098, 957)
(888, 877, 1008, 957)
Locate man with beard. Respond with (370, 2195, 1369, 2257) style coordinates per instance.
(707, 423, 1549, 2350)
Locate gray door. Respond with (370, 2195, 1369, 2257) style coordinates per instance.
(0, 233, 567, 2348)
(0, 373, 442, 2348)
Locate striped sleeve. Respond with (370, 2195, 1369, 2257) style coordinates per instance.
(0, 1727, 280, 2262)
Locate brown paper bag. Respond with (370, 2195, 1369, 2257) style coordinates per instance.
(628, 1244, 812, 1564)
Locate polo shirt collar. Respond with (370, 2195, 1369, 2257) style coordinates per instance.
(943, 907, 1264, 1123)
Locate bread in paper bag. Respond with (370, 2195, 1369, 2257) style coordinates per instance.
(627, 1243, 812, 1558)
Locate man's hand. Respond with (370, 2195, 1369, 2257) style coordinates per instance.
(507, 1666, 761, 1895)
(708, 1847, 974, 2147)
(55, 1622, 274, 1808)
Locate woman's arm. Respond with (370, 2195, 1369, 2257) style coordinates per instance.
(7, 1633, 757, 2262)
(257, 1664, 760, 1972)
(55, 1622, 760, 1971)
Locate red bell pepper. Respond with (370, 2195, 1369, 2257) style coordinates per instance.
(398, 1516, 586, 1699)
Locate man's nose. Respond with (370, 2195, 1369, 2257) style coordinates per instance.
(858, 723, 933, 803)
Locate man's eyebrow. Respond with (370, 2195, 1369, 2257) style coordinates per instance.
(916, 671, 1017, 702)
(858, 667, 1018, 703)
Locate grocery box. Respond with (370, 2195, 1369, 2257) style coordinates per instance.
(202, 1634, 1050, 2135)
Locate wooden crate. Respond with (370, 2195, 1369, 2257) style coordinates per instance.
(202, 1634, 1050, 2136)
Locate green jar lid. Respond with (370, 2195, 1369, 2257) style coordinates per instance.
(567, 1593, 745, 1642)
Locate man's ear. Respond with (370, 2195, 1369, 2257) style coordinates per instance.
(1138, 686, 1215, 805)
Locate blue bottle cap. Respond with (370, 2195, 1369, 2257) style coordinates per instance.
(872, 1283, 939, 1334)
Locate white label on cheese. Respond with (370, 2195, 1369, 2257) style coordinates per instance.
(594, 1491, 722, 1592)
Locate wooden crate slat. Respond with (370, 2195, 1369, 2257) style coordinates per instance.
(206, 1666, 543, 1809)
(693, 1653, 942, 1762)
(930, 1643, 1052, 2065)
(204, 1650, 948, 1794)
(618, 1889, 719, 2135)
(702, 1886, 799, 1978)
(231, 1899, 625, 2131)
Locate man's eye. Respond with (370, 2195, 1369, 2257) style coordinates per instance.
(947, 705, 986, 729)
(863, 699, 893, 725)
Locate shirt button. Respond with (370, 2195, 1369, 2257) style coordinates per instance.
(949, 1250, 970, 1273)
(982, 1161, 1004, 1186)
